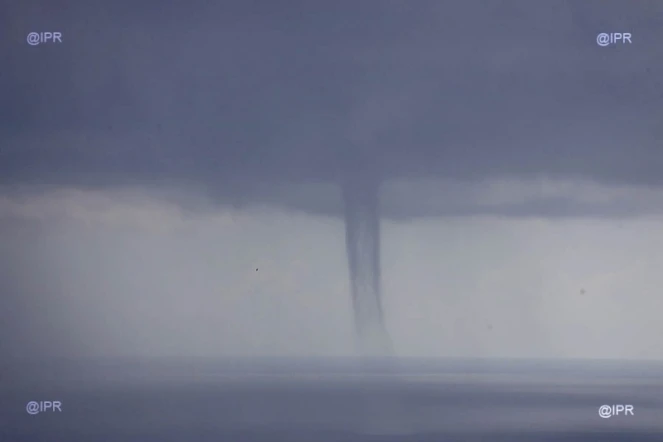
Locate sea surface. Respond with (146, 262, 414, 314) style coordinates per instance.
(2, 358, 663, 441)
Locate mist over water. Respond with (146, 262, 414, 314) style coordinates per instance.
(343, 175, 393, 356)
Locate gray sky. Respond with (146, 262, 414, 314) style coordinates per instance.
(1, 0, 663, 361)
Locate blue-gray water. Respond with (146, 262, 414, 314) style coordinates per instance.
(2, 358, 663, 441)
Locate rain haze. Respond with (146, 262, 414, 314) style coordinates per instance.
(2, 1, 663, 440)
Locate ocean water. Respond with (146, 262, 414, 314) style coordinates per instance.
(2, 358, 663, 441)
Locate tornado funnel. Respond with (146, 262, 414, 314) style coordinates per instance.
(343, 175, 393, 356)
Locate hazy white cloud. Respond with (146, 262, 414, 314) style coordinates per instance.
(385, 177, 663, 212)
(3, 178, 662, 234)
(0, 186, 231, 233)
(2, 183, 662, 361)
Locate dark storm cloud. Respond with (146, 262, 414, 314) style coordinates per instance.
(2, 0, 663, 218)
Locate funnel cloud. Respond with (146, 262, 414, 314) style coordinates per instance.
(343, 173, 391, 355)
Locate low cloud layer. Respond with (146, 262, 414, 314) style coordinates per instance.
(3, 176, 663, 227)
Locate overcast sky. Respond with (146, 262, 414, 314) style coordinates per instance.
(2, 0, 663, 362)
